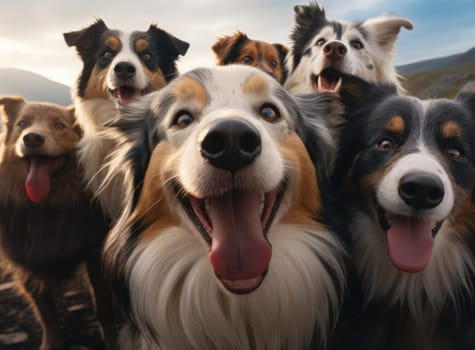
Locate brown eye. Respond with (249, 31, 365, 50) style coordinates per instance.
(242, 56, 253, 64)
(17, 120, 28, 128)
(54, 122, 65, 130)
(377, 138, 395, 151)
(103, 50, 112, 59)
(142, 53, 152, 61)
(350, 40, 364, 50)
(259, 104, 280, 123)
(316, 38, 326, 46)
(446, 147, 462, 161)
(270, 59, 278, 68)
(174, 111, 194, 128)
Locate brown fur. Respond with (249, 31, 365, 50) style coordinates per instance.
(212, 31, 289, 84)
(0, 96, 117, 349)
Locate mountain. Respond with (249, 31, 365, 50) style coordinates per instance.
(397, 47, 475, 99)
(0, 68, 72, 106)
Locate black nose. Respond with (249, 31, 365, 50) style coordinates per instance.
(398, 173, 445, 210)
(323, 41, 347, 60)
(114, 61, 136, 80)
(200, 120, 261, 172)
(23, 132, 45, 148)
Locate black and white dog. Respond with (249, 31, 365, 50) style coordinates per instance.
(285, 2, 412, 95)
(102, 66, 346, 349)
(332, 76, 475, 349)
(64, 19, 189, 219)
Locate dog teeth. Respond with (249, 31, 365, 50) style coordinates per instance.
(334, 77, 342, 93)
(317, 75, 323, 91)
(260, 193, 265, 214)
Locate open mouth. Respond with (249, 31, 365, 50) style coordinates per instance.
(377, 207, 443, 273)
(178, 182, 286, 294)
(311, 68, 343, 95)
(23, 155, 67, 203)
(110, 84, 151, 106)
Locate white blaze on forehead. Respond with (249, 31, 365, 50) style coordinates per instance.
(377, 150, 454, 221)
(106, 31, 148, 90)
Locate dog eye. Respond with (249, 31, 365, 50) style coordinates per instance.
(17, 120, 28, 129)
(142, 53, 152, 61)
(350, 40, 364, 50)
(259, 104, 281, 123)
(242, 56, 253, 64)
(377, 138, 395, 151)
(54, 122, 65, 130)
(446, 147, 463, 161)
(270, 59, 278, 68)
(103, 50, 113, 59)
(316, 38, 326, 46)
(173, 111, 194, 128)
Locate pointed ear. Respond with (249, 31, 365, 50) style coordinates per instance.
(0, 95, 26, 124)
(148, 25, 189, 58)
(63, 19, 108, 62)
(212, 31, 248, 64)
(362, 16, 413, 51)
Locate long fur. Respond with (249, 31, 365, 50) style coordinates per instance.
(103, 66, 347, 349)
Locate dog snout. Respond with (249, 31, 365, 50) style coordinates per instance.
(114, 61, 136, 80)
(323, 41, 347, 60)
(23, 132, 45, 148)
(398, 172, 445, 210)
(200, 120, 261, 172)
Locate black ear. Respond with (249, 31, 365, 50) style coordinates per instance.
(148, 25, 189, 58)
(63, 19, 108, 60)
(211, 31, 249, 65)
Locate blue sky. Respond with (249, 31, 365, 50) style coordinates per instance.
(0, 0, 473, 86)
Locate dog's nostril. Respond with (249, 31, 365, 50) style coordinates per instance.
(114, 61, 136, 79)
(200, 120, 261, 172)
(398, 173, 445, 210)
(23, 132, 45, 148)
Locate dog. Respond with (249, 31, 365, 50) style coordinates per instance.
(0, 96, 117, 349)
(284, 2, 413, 95)
(63, 19, 189, 219)
(101, 66, 346, 349)
(330, 76, 475, 349)
(212, 31, 289, 84)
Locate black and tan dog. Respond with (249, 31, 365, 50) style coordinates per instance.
(212, 31, 289, 84)
(0, 96, 116, 349)
(64, 19, 189, 220)
(102, 66, 346, 349)
(331, 77, 475, 349)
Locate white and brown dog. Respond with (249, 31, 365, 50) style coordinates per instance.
(63, 19, 189, 219)
(102, 66, 346, 349)
(285, 2, 413, 95)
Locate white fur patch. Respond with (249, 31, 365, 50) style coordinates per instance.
(124, 224, 345, 349)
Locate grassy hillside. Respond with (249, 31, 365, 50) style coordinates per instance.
(401, 64, 475, 99)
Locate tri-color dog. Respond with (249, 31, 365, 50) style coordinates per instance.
(332, 77, 475, 349)
(212, 31, 289, 84)
(102, 66, 346, 349)
(64, 19, 189, 219)
(285, 2, 412, 95)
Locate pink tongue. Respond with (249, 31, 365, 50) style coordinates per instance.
(387, 215, 434, 272)
(207, 190, 272, 281)
(117, 88, 139, 105)
(25, 159, 51, 203)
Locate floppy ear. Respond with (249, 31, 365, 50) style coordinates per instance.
(148, 25, 189, 58)
(0, 95, 26, 125)
(63, 19, 108, 60)
(212, 31, 248, 64)
(65, 105, 83, 137)
(274, 43, 289, 63)
(362, 16, 413, 51)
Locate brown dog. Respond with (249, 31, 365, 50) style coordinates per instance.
(212, 31, 289, 84)
(0, 96, 116, 349)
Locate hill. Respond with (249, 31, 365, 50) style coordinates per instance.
(398, 47, 475, 99)
(0, 68, 72, 106)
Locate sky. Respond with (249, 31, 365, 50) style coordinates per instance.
(0, 0, 474, 87)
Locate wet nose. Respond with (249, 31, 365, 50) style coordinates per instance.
(323, 41, 347, 60)
(114, 61, 136, 80)
(398, 173, 445, 210)
(200, 119, 261, 172)
(23, 132, 45, 148)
